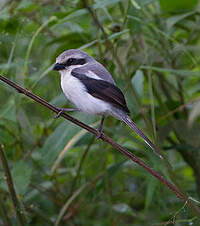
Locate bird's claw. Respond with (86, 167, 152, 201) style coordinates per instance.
(52, 107, 80, 119)
(54, 110, 63, 119)
(51, 107, 65, 119)
(96, 130, 103, 139)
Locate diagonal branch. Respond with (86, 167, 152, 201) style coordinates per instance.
(0, 74, 200, 215)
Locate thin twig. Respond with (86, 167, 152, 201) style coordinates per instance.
(25, 204, 54, 225)
(0, 195, 12, 226)
(30, 183, 63, 206)
(1, 74, 200, 215)
(0, 144, 26, 226)
(70, 136, 95, 194)
(82, 0, 126, 75)
(157, 96, 200, 123)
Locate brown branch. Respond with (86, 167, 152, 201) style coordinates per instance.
(0, 144, 27, 226)
(0, 74, 200, 214)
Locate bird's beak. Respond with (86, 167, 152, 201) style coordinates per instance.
(53, 63, 66, 71)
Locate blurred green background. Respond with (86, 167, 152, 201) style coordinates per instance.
(0, 0, 200, 225)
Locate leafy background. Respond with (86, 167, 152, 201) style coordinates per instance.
(0, 0, 200, 225)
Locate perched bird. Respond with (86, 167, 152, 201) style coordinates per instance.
(53, 49, 160, 157)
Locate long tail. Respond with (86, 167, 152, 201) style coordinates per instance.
(120, 114, 162, 159)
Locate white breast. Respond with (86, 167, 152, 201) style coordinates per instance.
(60, 70, 111, 115)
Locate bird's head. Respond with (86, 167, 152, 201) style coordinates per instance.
(53, 49, 94, 73)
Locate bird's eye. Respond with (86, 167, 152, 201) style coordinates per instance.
(66, 58, 75, 66)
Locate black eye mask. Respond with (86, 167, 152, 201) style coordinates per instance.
(64, 58, 86, 66)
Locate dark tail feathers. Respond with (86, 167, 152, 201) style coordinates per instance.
(120, 114, 162, 159)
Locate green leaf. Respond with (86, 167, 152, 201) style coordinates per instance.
(112, 203, 134, 216)
(131, 70, 144, 97)
(0, 127, 14, 144)
(12, 161, 32, 195)
(159, 0, 198, 13)
(42, 113, 95, 166)
(130, 0, 141, 10)
(42, 121, 80, 166)
(94, 0, 121, 9)
(188, 101, 200, 125)
(0, 97, 16, 122)
(96, 161, 126, 191)
(16, 108, 35, 146)
(136, 0, 154, 5)
(16, 0, 38, 13)
(50, 94, 67, 107)
(51, 120, 99, 173)
(166, 12, 195, 30)
(141, 66, 200, 77)
(107, 29, 129, 40)
(145, 175, 158, 209)
(16, 0, 33, 10)
(0, 6, 10, 20)
(53, 9, 88, 27)
(157, 124, 172, 146)
(174, 119, 200, 147)
(130, 0, 154, 9)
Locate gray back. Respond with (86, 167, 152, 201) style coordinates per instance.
(73, 61, 115, 85)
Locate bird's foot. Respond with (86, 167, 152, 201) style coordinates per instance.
(53, 107, 79, 119)
(54, 109, 64, 119)
(96, 127, 104, 139)
(96, 116, 105, 139)
(96, 130, 103, 139)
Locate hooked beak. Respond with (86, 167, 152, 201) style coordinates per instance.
(53, 63, 66, 71)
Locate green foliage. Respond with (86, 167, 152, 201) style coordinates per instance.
(159, 0, 198, 13)
(131, 70, 144, 97)
(0, 0, 200, 225)
(11, 160, 32, 195)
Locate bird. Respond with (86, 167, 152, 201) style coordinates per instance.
(52, 49, 161, 157)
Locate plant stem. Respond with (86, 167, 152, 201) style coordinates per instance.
(0, 195, 12, 226)
(82, 0, 126, 75)
(0, 144, 26, 226)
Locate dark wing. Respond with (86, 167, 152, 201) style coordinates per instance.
(72, 71, 130, 114)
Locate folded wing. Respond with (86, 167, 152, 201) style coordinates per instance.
(72, 71, 130, 114)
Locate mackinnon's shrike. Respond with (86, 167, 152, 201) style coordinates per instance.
(53, 49, 160, 157)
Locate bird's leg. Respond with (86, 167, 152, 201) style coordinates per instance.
(53, 107, 80, 119)
(96, 116, 105, 139)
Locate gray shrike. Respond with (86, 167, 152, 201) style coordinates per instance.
(53, 49, 160, 156)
